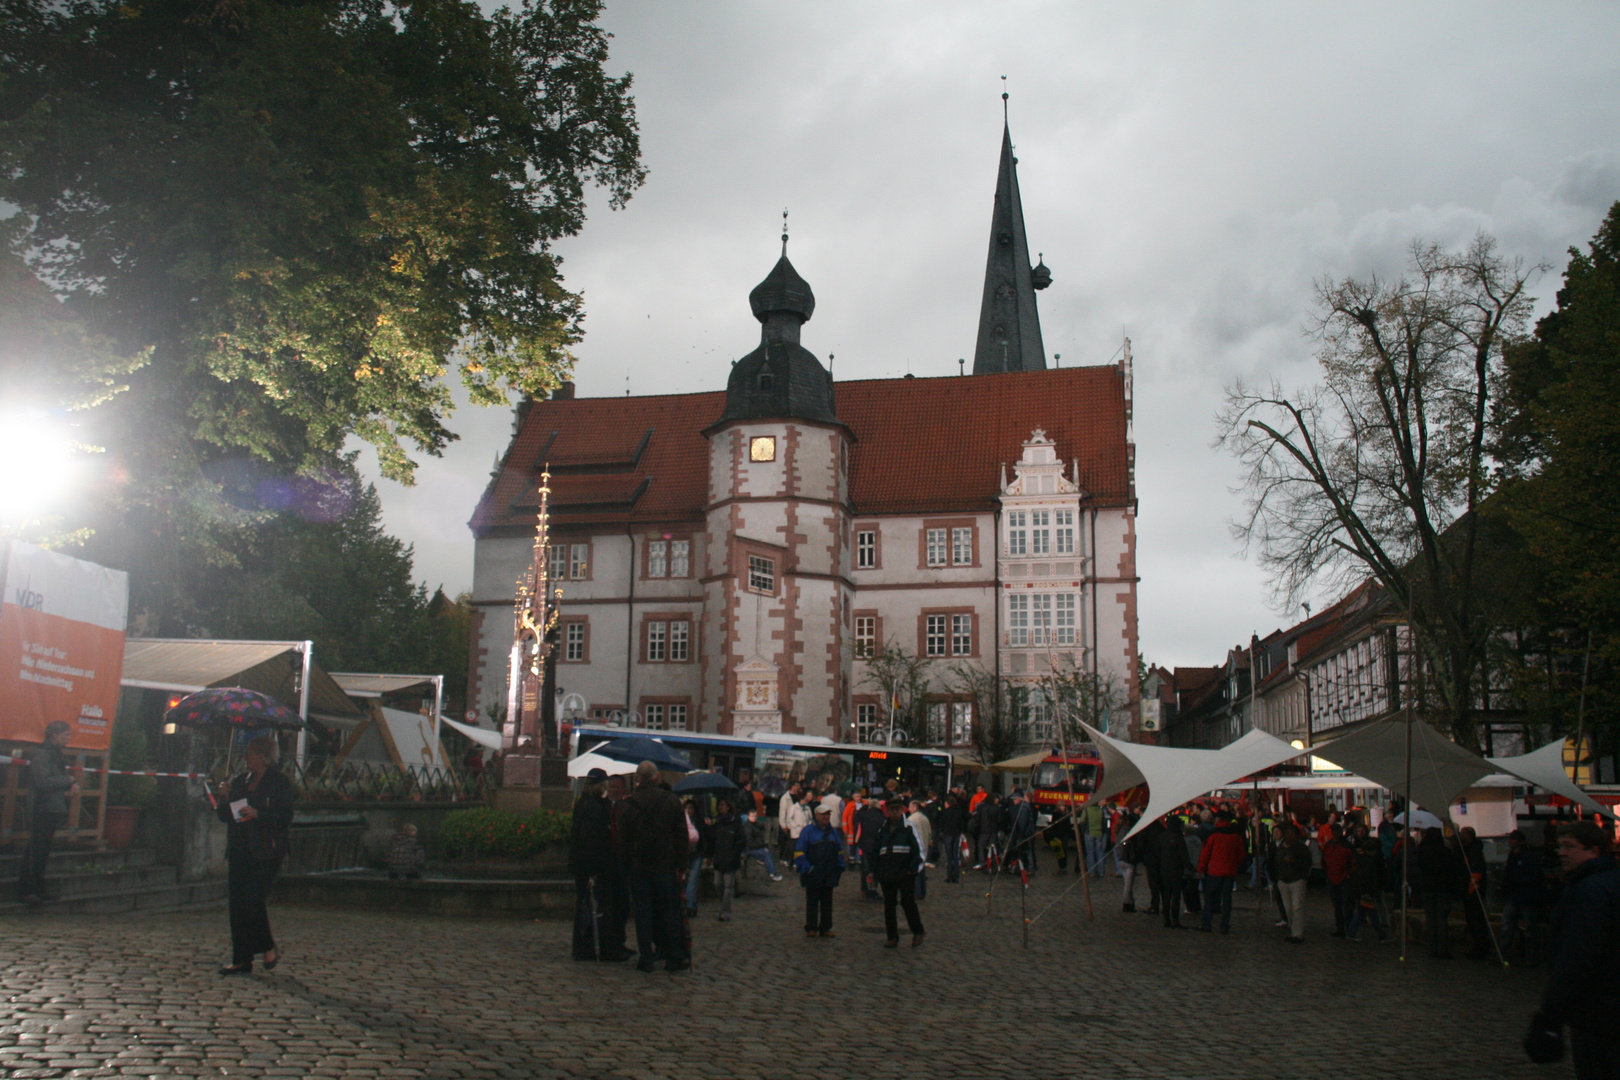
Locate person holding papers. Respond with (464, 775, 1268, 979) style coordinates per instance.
(214, 735, 296, 975)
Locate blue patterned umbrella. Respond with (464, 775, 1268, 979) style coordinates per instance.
(165, 687, 306, 730)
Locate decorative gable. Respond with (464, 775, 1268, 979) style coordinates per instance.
(1001, 429, 1083, 499)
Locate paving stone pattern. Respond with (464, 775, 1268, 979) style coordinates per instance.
(0, 869, 1557, 1080)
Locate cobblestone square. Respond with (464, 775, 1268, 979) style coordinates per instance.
(1, 871, 1552, 1080)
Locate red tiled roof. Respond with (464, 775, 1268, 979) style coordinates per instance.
(470, 367, 1131, 536)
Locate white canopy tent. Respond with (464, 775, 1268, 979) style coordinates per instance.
(439, 713, 503, 752)
(566, 751, 637, 778)
(1078, 722, 1310, 843)
(1491, 738, 1609, 817)
(1304, 715, 1494, 817)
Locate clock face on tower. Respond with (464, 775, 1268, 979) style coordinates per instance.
(749, 436, 776, 462)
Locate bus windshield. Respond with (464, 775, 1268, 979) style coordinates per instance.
(1032, 762, 1098, 791)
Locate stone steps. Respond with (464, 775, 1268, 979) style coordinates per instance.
(2, 847, 226, 917)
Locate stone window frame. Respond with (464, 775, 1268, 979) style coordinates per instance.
(853, 610, 881, 660)
(560, 617, 590, 663)
(919, 517, 979, 569)
(918, 606, 978, 659)
(732, 536, 786, 598)
(640, 695, 692, 732)
(852, 696, 882, 743)
(643, 533, 694, 580)
(854, 522, 881, 570)
(640, 611, 695, 664)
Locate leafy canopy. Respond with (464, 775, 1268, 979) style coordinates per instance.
(0, 0, 644, 482)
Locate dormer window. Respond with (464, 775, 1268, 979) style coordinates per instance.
(758, 372, 773, 390)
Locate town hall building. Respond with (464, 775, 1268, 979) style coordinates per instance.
(466, 121, 1140, 751)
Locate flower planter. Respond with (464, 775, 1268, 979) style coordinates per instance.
(103, 805, 140, 850)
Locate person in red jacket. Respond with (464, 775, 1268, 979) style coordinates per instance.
(1321, 823, 1356, 938)
(1196, 811, 1248, 934)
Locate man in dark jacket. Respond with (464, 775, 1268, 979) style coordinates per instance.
(568, 768, 627, 961)
(710, 796, 747, 922)
(1530, 821, 1620, 1078)
(1457, 826, 1493, 960)
(972, 792, 1001, 871)
(1006, 790, 1036, 873)
(872, 799, 926, 947)
(17, 720, 77, 905)
(1501, 829, 1545, 965)
(1416, 827, 1463, 959)
(938, 793, 967, 884)
(618, 761, 691, 972)
(1195, 812, 1246, 934)
(854, 796, 887, 898)
(1156, 817, 1191, 928)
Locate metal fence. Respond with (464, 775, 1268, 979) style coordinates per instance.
(282, 759, 491, 804)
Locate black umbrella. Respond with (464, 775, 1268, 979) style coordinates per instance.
(672, 771, 739, 794)
(589, 736, 693, 772)
(165, 687, 306, 730)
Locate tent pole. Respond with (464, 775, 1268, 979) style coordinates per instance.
(1400, 707, 1413, 963)
(1051, 687, 1094, 922)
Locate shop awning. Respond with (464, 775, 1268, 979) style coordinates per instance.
(990, 750, 1049, 772)
(121, 638, 363, 718)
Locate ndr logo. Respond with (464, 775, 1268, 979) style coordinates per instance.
(12, 577, 44, 612)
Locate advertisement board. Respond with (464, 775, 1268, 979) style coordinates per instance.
(0, 542, 129, 749)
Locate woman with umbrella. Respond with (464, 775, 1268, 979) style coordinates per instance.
(214, 734, 296, 974)
(215, 733, 296, 974)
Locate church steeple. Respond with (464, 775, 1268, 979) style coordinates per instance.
(972, 105, 1050, 375)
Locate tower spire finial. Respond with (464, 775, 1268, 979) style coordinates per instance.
(781, 208, 789, 256)
(1001, 75, 1008, 123)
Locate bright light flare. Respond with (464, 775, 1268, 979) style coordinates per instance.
(0, 410, 82, 526)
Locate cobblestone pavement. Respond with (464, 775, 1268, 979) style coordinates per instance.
(0, 867, 1557, 1080)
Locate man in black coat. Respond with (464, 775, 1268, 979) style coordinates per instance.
(854, 796, 887, 899)
(1528, 821, 1620, 1078)
(17, 720, 77, 905)
(568, 768, 629, 961)
(709, 796, 747, 922)
(872, 798, 925, 947)
(618, 761, 691, 972)
(937, 793, 967, 883)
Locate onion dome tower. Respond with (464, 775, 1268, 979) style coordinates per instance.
(713, 243, 839, 427)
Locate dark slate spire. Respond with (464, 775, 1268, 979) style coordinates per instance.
(712, 241, 839, 429)
(971, 117, 1050, 374)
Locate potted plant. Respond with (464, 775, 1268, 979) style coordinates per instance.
(104, 714, 157, 849)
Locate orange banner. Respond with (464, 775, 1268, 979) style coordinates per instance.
(0, 543, 129, 750)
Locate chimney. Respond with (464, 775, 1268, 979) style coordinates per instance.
(552, 381, 575, 401)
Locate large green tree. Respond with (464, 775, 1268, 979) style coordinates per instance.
(1493, 203, 1620, 753)
(0, 0, 642, 633)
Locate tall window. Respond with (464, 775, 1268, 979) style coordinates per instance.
(951, 613, 973, 656)
(667, 703, 688, 731)
(1031, 593, 1053, 646)
(952, 527, 973, 565)
(950, 701, 974, 744)
(1007, 511, 1027, 555)
(569, 542, 589, 579)
(1056, 593, 1077, 645)
(856, 530, 876, 569)
(644, 703, 665, 730)
(1055, 509, 1075, 555)
(1025, 688, 1054, 743)
(647, 540, 667, 578)
(925, 528, 947, 567)
(856, 702, 880, 743)
(1031, 509, 1051, 555)
(924, 614, 947, 657)
(670, 540, 690, 577)
(647, 621, 666, 662)
(854, 615, 876, 659)
(747, 555, 775, 594)
(564, 621, 586, 662)
(669, 620, 689, 662)
(1009, 594, 1029, 646)
(548, 544, 567, 582)
(927, 701, 946, 745)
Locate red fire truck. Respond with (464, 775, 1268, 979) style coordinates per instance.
(1029, 747, 1103, 825)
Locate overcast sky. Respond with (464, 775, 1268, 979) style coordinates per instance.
(357, 1, 1620, 670)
